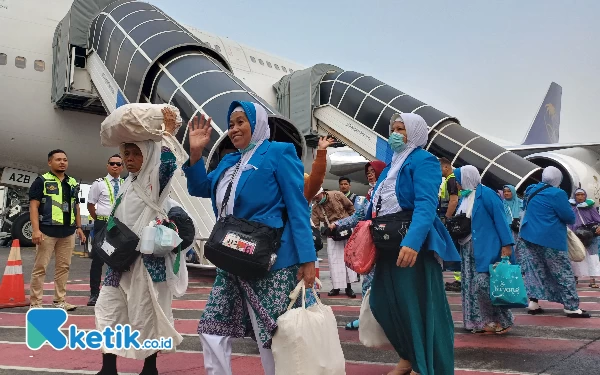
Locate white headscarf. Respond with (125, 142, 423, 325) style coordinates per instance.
(371, 113, 429, 216)
(218, 102, 270, 218)
(542, 166, 562, 187)
(456, 165, 481, 219)
(114, 140, 166, 241)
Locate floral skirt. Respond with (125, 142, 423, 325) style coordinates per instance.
(198, 265, 308, 349)
(460, 240, 513, 331)
(516, 238, 580, 310)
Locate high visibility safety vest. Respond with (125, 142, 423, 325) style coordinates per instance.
(40, 172, 78, 226)
(439, 173, 456, 203)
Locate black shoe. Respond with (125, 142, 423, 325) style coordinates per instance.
(527, 308, 544, 315)
(328, 289, 340, 296)
(567, 310, 591, 318)
(87, 293, 99, 307)
(345, 288, 356, 298)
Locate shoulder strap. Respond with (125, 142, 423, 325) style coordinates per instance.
(576, 208, 587, 225)
(219, 160, 242, 218)
(320, 205, 330, 226)
(525, 184, 552, 206)
(132, 180, 168, 218)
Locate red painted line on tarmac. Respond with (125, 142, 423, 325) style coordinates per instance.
(0, 342, 540, 375)
(337, 327, 587, 352)
(450, 311, 600, 328)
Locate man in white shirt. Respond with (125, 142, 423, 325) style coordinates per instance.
(86, 154, 124, 306)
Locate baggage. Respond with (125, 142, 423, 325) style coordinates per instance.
(489, 256, 528, 308)
(272, 279, 346, 375)
(100, 103, 182, 147)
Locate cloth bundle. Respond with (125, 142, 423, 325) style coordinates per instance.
(100, 103, 183, 147)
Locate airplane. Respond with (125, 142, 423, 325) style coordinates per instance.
(1, 0, 599, 265)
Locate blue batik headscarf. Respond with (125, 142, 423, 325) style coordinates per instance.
(503, 184, 522, 219)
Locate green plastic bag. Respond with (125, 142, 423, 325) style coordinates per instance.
(489, 256, 528, 308)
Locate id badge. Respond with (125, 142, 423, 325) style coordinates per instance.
(61, 202, 69, 213)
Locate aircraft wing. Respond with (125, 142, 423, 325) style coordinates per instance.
(505, 143, 600, 157)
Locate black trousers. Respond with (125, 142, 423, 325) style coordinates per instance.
(89, 219, 107, 295)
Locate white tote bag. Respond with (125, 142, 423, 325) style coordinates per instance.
(272, 278, 346, 375)
(100, 103, 182, 147)
(358, 288, 392, 348)
(567, 227, 586, 262)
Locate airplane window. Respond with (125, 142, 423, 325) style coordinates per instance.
(274, 64, 280, 70)
(282, 66, 287, 72)
(289, 68, 294, 73)
(250, 56, 256, 63)
(258, 59, 264, 65)
(0, 53, 6, 65)
(15, 56, 26, 69)
(34, 60, 45, 72)
(266, 61, 272, 68)
(215, 45, 222, 52)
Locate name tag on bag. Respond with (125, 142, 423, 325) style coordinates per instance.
(222, 232, 257, 255)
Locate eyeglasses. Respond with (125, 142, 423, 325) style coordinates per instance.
(108, 162, 122, 167)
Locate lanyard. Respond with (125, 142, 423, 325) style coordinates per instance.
(103, 178, 115, 205)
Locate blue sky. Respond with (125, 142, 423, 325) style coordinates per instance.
(146, 0, 600, 144)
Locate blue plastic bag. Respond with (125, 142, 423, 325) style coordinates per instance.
(489, 256, 528, 308)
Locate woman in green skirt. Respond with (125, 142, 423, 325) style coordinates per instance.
(366, 113, 460, 375)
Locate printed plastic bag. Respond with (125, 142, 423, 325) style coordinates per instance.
(100, 103, 182, 147)
(344, 220, 376, 274)
(489, 256, 528, 308)
(153, 225, 183, 257)
(272, 279, 346, 375)
(359, 288, 392, 348)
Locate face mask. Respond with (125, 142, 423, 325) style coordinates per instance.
(318, 195, 326, 205)
(460, 189, 472, 197)
(388, 133, 406, 153)
(369, 182, 376, 187)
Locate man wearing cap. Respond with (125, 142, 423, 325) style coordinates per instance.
(86, 154, 124, 306)
(311, 188, 358, 297)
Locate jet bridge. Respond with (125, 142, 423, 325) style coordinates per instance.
(275, 67, 543, 192)
(53, 0, 306, 269)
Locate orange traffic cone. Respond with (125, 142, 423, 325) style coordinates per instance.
(0, 239, 29, 308)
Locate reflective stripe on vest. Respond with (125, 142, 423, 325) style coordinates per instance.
(439, 173, 455, 202)
(40, 172, 78, 226)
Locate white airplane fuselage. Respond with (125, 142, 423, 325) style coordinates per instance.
(1, 0, 600, 203)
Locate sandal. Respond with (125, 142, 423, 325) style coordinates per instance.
(386, 363, 412, 375)
(345, 319, 359, 330)
(527, 308, 544, 315)
(495, 326, 512, 335)
(566, 310, 591, 318)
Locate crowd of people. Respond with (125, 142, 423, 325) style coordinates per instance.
(28, 100, 599, 375)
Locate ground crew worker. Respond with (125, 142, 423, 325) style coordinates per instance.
(86, 154, 124, 306)
(439, 157, 462, 292)
(28, 149, 86, 311)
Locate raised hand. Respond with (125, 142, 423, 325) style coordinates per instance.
(162, 107, 179, 136)
(318, 135, 336, 150)
(188, 114, 213, 165)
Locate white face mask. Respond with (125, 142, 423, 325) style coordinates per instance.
(369, 182, 375, 187)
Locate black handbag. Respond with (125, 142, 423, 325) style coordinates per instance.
(445, 213, 472, 240)
(510, 218, 521, 233)
(312, 226, 323, 253)
(93, 196, 140, 272)
(369, 195, 413, 252)
(319, 206, 352, 241)
(204, 161, 285, 279)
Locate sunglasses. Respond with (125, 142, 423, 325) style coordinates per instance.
(108, 162, 122, 167)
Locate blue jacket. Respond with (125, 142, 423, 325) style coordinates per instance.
(366, 148, 460, 262)
(470, 184, 516, 272)
(182, 140, 317, 271)
(520, 182, 575, 251)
